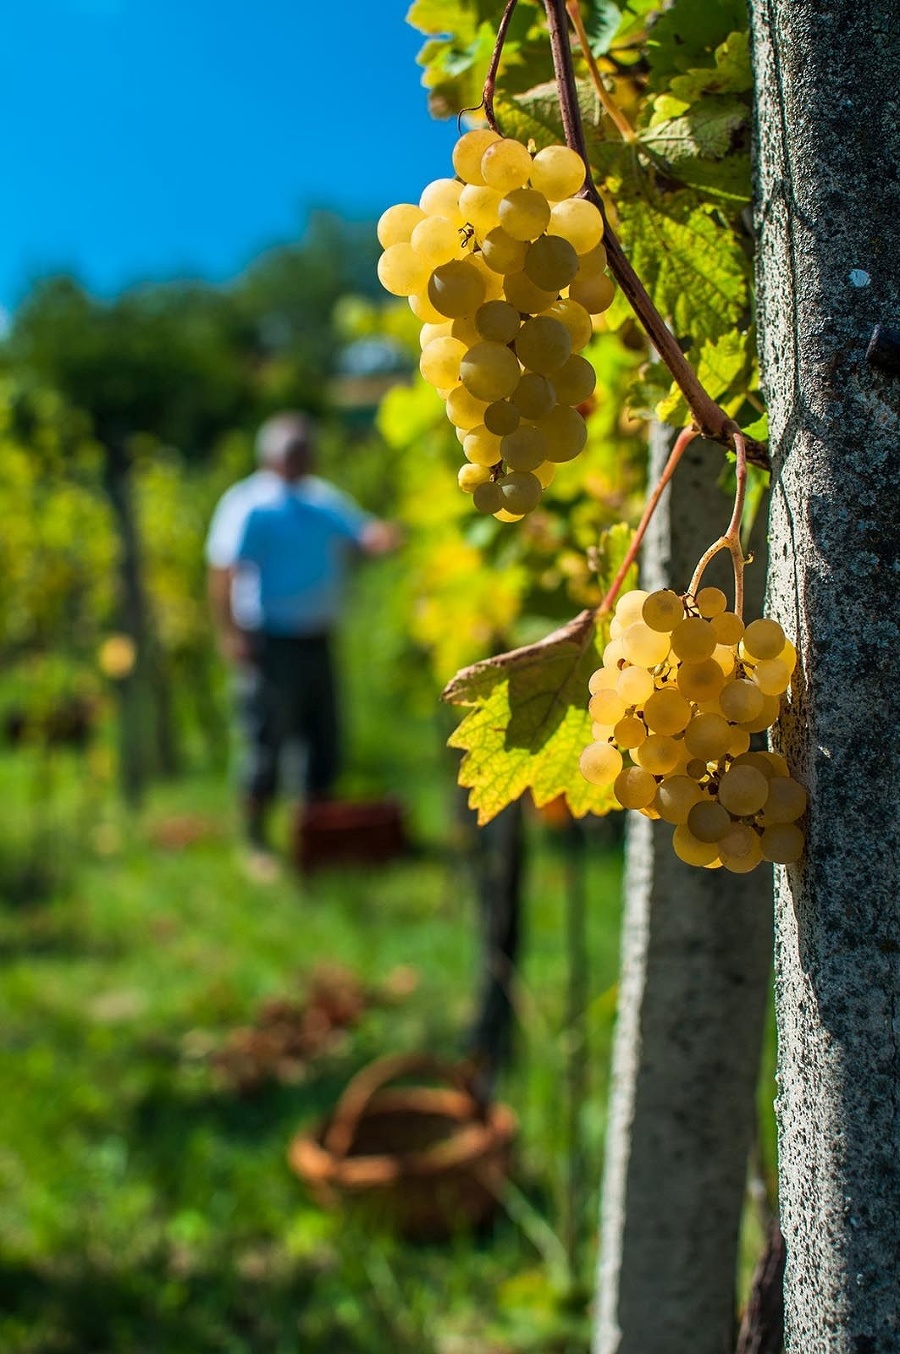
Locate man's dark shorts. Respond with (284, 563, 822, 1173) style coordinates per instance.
(235, 632, 340, 801)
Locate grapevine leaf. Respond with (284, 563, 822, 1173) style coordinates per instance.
(655, 329, 753, 424)
(660, 154, 752, 205)
(642, 96, 748, 160)
(406, 0, 478, 42)
(494, 80, 624, 174)
(646, 0, 748, 81)
(444, 610, 619, 824)
(668, 31, 753, 100)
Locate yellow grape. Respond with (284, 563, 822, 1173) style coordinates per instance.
(497, 470, 543, 515)
(503, 270, 558, 315)
(643, 687, 692, 736)
(377, 243, 430, 297)
(759, 823, 805, 864)
(452, 128, 501, 185)
(752, 658, 791, 695)
(512, 373, 557, 420)
(710, 611, 744, 645)
(727, 728, 752, 757)
(427, 260, 486, 318)
(676, 658, 726, 703)
(410, 215, 465, 267)
(494, 508, 525, 522)
(537, 404, 588, 463)
(642, 589, 684, 633)
(529, 144, 586, 200)
(548, 197, 604, 253)
(420, 178, 465, 225)
(459, 341, 521, 401)
(458, 183, 503, 235)
(719, 824, 764, 874)
(760, 777, 808, 824)
(696, 586, 727, 618)
(743, 618, 786, 660)
(458, 463, 492, 493)
(687, 799, 732, 843)
(719, 679, 765, 723)
(568, 270, 615, 315)
(534, 461, 556, 489)
(498, 188, 552, 242)
(550, 354, 596, 406)
(515, 317, 572, 374)
(670, 616, 717, 663)
(684, 712, 732, 760)
(419, 320, 453, 349)
(377, 203, 426, 248)
(589, 688, 627, 725)
(481, 137, 534, 192)
(472, 480, 503, 514)
(541, 297, 593, 351)
(634, 734, 681, 775)
(622, 622, 671, 668)
(673, 824, 721, 867)
(717, 765, 770, 816)
(463, 425, 503, 467)
(446, 384, 489, 429)
(738, 693, 782, 734)
(615, 590, 649, 627)
(524, 234, 580, 291)
(614, 766, 658, 810)
(580, 740, 623, 786)
(655, 775, 703, 825)
(613, 714, 647, 749)
(616, 664, 655, 705)
(483, 400, 521, 436)
(588, 666, 619, 695)
(475, 300, 521, 344)
(480, 226, 528, 275)
(500, 425, 548, 472)
(450, 314, 482, 348)
(419, 337, 467, 388)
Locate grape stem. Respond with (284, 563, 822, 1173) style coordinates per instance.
(481, 0, 520, 134)
(539, 0, 769, 472)
(564, 0, 636, 143)
(599, 425, 699, 614)
(688, 429, 748, 618)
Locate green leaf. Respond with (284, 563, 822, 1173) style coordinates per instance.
(655, 329, 752, 424)
(643, 95, 747, 159)
(444, 610, 620, 824)
(668, 31, 753, 100)
(661, 154, 752, 205)
(646, 0, 747, 81)
(406, 0, 477, 41)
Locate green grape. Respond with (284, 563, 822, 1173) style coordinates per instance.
(671, 617, 717, 663)
(500, 425, 548, 472)
(622, 622, 671, 668)
(419, 178, 464, 225)
(719, 679, 765, 723)
(524, 234, 580, 291)
(717, 765, 769, 816)
(498, 188, 551, 242)
(450, 314, 481, 348)
(446, 384, 489, 429)
(743, 618, 786, 660)
(419, 321, 453, 349)
(458, 462, 492, 493)
(614, 766, 658, 810)
(481, 137, 534, 192)
(550, 354, 596, 405)
(515, 316, 572, 374)
(377, 203, 426, 248)
(613, 714, 647, 749)
(719, 824, 764, 874)
(459, 183, 503, 235)
(656, 775, 703, 825)
(676, 657, 726, 702)
(616, 664, 655, 705)
(548, 198, 604, 253)
(687, 799, 733, 844)
(580, 740, 623, 787)
(537, 402, 588, 462)
(760, 777, 808, 824)
(503, 271, 558, 315)
(568, 270, 615, 315)
(696, 586, 727, 618)
(634, 735, 681, 775)
(512, 373, 557, 420)
(480, 226, 529, 275)
(760, 823, 804, 864)
(615, 590, 649, 627)
(529, 144, 586, 199)
(452, 128, 500, 185)
(475, 300, 521, 344)
(642, 589, 684, 632)
(473, 481, 503, 515)
(710, 611, 744, 645)
(460, 341, 521, 401)
(419, 336, 467, 389)
(534, 461, 556, 489)
(541, 297, 593, 351)
(463, 424, 503, 467)
(752, 658, 791, 695)
(483, 400, 521, 436)
(590, 689, 627, 726)
(410, 215, 465, 267)
(497, 470, 543, 515)
(377, 243, 430, 297)
(673, 824, 721, 866)
(469, 252, 506, 302)
(575, 243, 608, 277)
(427, 260, 486, 318)
(684, 712, 732, 760)
(643, 688, 692, 736)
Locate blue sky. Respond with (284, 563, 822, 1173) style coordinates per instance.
(0, 0, 459, 309)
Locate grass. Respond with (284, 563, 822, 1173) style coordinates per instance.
(0, 733, 625, 1354)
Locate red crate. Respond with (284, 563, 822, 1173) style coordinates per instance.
(292, 797, 409, 874)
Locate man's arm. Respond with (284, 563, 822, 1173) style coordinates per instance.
(359, 519, 402, 556)
(207, 564, 251, 664)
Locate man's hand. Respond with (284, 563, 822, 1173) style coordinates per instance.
(360, 520, 403, 556)
(219, 627, 253, 665)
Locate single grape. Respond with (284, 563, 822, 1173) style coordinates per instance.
(614, 766, 658, 810)
(550, 354, 596, 406)
(497, 470, 543, 515)
(377, 243, 430, 297)
(718, 824, 764, 874)
(458, 183, 503, 236)
(420, 178, 465, 225)
(759, 823, 804, 864)
(568, 270, 615, 315)
(540, 297, 593, 351)
(752, 658, 791, 696)
(643, 687, 692, 736)
(687, 799, 733, 844)
(446, 384, 489, 430)
(571, 242, 607, 277)
(494, 507, 525, 522)
(463, 425, 503, 467)
(738, 693, 782, 734)
(676, 658, 726, 703)
(458, 463, 492, 493)
(616, 664, 655, 705)
(762, 751, 791, 777)
(460, 341, 522, 401)
(419, 336, 467, 389)
(419, 320, 453, 349)
(537, 404, 588, 463)
(467, 252, 506, 302)
(501, 425, 548, 472)
(472, 480, 503, 515)
(732, 752, 780, 779)
(589, 689, 627, 725)
(428, 260, 486, 318)
(548, 197, 604, 253)
(452, 128, 501, 185)
(686, 758, 709, 781)
(613, 714, 647, 749)
(717, 765, 770, 816)
(516, 316, 572, 374)
(743, 618, 786, 660)
(512, 373, 557, 420)
(672, 824, 721, 866)
(778, 639, 798, 674)
(760, 777, 808, 824)
(503, 270, 558, 315)
(727, 728, 751, 757)
(481, 137, 534, 192)
(480, 226, 529, 275)
(603, 637, 626, 667)
(642, 589, 684, 633)
(529, 144, 586, 200)
(450, 314, 481, 348)
(475, 300, 521, 344)
(634, 734, 681, 775)
(656, 775, 703, 825)
(615, 590, 649, 627)
(410, 215, 465, 267)
(588, 666, 619, 694)
(498, 188, 552, 242)
(670, 616, 717, 663)
(695, 587, 727, 618)
(710, 611, 744, 646)
(534, 461, 556, 488)
(622, 622, 671, 668)
(684, 712, 732, 760)
(712, 644, 737, 677)
(524, 234, 580, 291)
(483, 400, 521, 436)
(719, 679, 765, 724)
(377, 203, 427, 248)
(580, 740, 623, 787)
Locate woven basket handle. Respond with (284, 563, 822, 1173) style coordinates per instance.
(323, 1053, 483, 1161)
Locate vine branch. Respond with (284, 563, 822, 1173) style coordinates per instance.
(564, 0, 635, 143)
(482, 0, 520, 134)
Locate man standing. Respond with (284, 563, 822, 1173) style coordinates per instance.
(206, 411, 396, 874)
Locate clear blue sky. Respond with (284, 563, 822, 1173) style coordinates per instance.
(0, 0, 459, 310)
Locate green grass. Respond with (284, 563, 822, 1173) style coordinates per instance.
(0, 739, 625, 1354)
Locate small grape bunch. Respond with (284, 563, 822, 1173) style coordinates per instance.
(376, 129, 613, 522)
(579, 587, 807, 873)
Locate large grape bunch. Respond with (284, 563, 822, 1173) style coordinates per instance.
(377, 130, 613, 522)
(579, 587, 807, 873)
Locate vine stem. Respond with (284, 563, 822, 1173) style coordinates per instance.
(482, 0, 520, 133)
(599, 426, 699, 614)
(564, 0, 635, 142)
(688, 429, 748, 618)
(539, 0, 769, 472)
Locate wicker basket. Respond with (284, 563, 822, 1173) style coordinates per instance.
(287, 1053, 516, 1240)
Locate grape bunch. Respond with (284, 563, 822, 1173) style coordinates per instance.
(579, 587, 806, 873)
(376, 129, 613, 521)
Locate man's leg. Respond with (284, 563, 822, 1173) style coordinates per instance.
(235, 638, 281, 851)
(297, 635, 341, 801)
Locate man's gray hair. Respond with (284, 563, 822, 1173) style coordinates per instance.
(255, 411, 314, 466)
